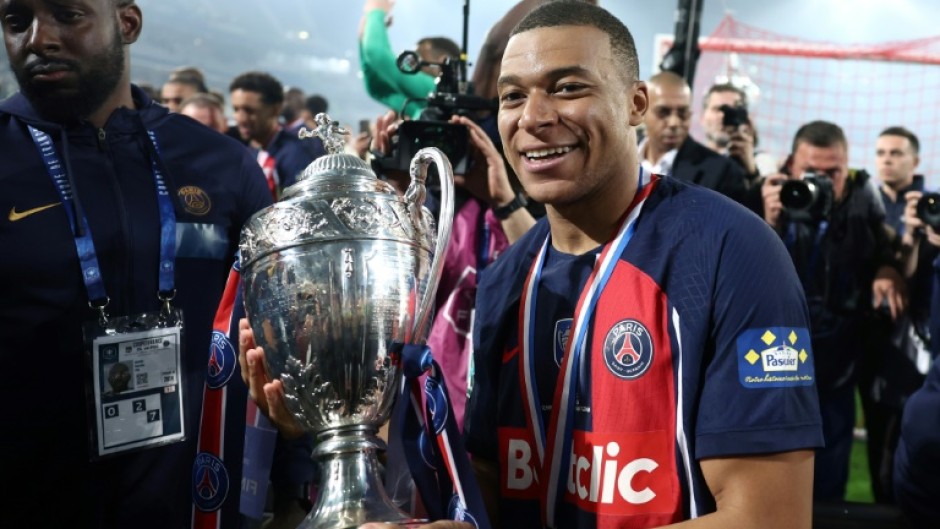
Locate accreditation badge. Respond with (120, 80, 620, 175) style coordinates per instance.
(85, 309, 187, 459)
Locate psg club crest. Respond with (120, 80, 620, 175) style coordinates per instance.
(206, 330, 237, 389)
(603, 319, 654, 380)
(192, 452, 229, 512)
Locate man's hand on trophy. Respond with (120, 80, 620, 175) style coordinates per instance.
(238, 318, 306, 439)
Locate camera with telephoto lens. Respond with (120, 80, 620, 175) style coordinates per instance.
(372, 50, 496, 176)
(916, 192, 940, 231)
(720, 104, 749, 129)
(780, 171, 834, 222)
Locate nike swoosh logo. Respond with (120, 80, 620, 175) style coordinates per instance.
(8, 202, 62, 222)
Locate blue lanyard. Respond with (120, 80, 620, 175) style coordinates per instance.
(29, 125, 177, 316)
(521, 168, 649, 527)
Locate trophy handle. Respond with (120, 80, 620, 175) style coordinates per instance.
(406, 147, 454, 341)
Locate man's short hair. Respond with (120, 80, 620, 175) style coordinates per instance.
(305, 95, 329, 117)
(229, 72, 284, 106)
(179, 92, 224, 112)
(879, 126, 920, 155)
(418, 37, 461, 60)
(510, 1, 639, 82)
(703, 82, 747, 109)
(167, 66, 208, 93)
(792, 120, 847, 153)
(649, 70, 690, 91)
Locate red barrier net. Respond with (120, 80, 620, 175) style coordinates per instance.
(675, 15, 940, 185)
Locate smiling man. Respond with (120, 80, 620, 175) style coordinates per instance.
(459, 2, 823, 528)
(229, 71, 325, 193)
(0, 0, 271, 527)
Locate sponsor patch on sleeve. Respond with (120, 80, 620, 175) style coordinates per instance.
(736, 327, 815, 388)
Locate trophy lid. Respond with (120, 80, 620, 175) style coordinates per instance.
(282, 113, 394, 200)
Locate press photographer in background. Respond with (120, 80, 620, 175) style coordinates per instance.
(747, 120, 906, 502)
(699, 82, 778, 183)
(893, 184, 940, 526)
(858, 126, 937, 504)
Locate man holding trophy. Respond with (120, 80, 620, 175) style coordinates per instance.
(240, 3, 824, 529)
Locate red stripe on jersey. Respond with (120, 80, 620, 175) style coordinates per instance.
(587, 262, 681, 528)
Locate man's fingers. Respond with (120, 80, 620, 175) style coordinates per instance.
(238, 319, 254, 384)
(264, 380, 306, 439)
(246, 347, 270, 415)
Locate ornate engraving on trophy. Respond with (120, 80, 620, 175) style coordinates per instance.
(333, 198, 382, 234)
(262, 205, 308, 244)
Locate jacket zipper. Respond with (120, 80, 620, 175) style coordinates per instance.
(98, 127, 134, 312)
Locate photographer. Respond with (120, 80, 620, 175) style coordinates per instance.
(858, 126, 936, 504)
(699, 82, 778, 182)
(749, 120, 905, 502)
(893, 190, 940, 526)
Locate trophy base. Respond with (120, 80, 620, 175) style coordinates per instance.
(297, 427, 422, 529)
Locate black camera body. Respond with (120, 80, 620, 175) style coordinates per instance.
(916, 192, 940, 231)
(720, 104, 749, 128)
(374, 52, 496, 176)
(780, 171, 834, 223)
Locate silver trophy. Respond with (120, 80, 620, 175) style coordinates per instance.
(239, 114, 454, 529)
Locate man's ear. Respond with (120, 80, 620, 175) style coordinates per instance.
(117, 3, 143, 45)
(629, 80, 649, 127)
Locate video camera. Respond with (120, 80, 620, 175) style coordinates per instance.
(780, 170, 834, 223)
(372, 49, 496, 176)
(916, 192, 940, 231)
(720, 104, 749, 129)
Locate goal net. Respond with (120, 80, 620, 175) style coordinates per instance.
(657, 15, 940, 187)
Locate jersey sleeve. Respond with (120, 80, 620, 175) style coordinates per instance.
(694, 209, 824, 459)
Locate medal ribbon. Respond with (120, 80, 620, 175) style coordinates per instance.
(29, 126, 177, 308)
(519, 169, 655, 527)
(393, 343, 492, 529)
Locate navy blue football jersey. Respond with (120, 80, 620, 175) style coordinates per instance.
(466, 176, 824, 528)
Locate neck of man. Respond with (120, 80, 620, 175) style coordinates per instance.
(881, 175, 913, 201)
(86, 72, 135, 128)
(645, 140, 672, 166)
(703, 135, 720, 152)
(257, 123, 280, 150)
(545, 167, 640, 255)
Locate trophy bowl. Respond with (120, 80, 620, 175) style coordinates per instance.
(240, 115, 454, 529)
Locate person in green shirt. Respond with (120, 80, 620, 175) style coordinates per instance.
(359, 0, 460, 119)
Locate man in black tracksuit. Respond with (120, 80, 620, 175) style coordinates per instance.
(0, 1, 275, 527)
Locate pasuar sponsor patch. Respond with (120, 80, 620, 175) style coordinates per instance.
(737, 327, 815, 388)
